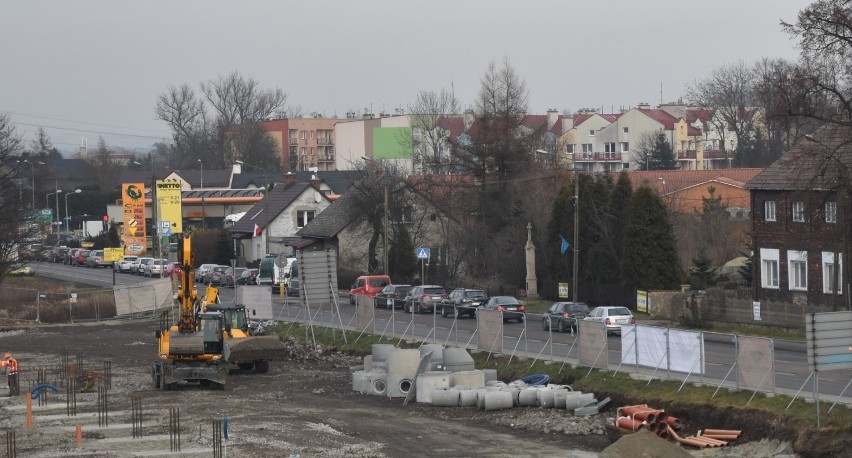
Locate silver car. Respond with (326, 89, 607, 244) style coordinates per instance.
(114, 255, 138, 273)
(583, 306, 635, 335)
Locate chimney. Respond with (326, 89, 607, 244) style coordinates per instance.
(285, 171, 296, 186)
(638, 103, 651, 110)
(310, 174, 321, 190)
(547, 109, 559, 130)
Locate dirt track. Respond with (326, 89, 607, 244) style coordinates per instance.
(0, 319, 612, 457)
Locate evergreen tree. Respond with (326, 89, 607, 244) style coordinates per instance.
(624, 186, 682, 289)
(388, 226, 417, 283)
(688, 248, 718, 289)
(635, 131, 676, 170)
(214, 228, 233, 265)
(609, 171, 633, 279)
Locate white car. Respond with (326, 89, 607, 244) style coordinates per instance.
(144, 259, 168, 277)
(114, 255, 138, 273)
(130, 257, 153, 275)
(583, 306, 635, 335)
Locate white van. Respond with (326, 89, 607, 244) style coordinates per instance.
(257, 254, 297, 291)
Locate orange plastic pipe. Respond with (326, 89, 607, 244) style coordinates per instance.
(665, 416, 683, 429)
(623, 405, 661, 423)
(617, 418, 644, 431)
(703, 429, 742, 436)
(702, 434, 739, 441)
(75, 425, 82, 446)
(690, 436, 721, 447)
(694, 436, 728, 447)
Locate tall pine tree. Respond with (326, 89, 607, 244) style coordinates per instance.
(624, 186, 682, 289)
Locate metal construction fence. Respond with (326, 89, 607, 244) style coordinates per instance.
(0, 280, 172, 324)
(273, 296, 852, 405)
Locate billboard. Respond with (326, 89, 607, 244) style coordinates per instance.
(373, 127, 413, 159)
(121, 183, 146, 255)
(155, 180, 183, 235)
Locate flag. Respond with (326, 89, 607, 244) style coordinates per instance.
(253, 224, 263, 237)
(559, 235, 570, 254)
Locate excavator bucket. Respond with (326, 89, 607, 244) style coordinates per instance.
(223, 336, 291, 364)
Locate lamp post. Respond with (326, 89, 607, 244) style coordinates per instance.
(46, 190, 62, 233)
(197, 159, 205, 229)
(235, 160, 270, 256)
(64, 189, 82, 235)
(18, 160, 44, 209)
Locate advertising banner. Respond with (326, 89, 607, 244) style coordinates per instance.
(121, 183, 146, 255)
(156, 180, 183, 235)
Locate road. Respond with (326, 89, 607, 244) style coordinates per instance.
(31, 261, 852, 402)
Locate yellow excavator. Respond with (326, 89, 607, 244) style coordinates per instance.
(152, 234, 288, 389)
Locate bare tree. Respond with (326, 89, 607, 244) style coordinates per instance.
(155, 84, 212, 168)
(0, 114, 37, 283)
(633, 131, 676, 170)
(408, 88, 460, 173)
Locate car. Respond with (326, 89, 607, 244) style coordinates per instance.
(130, 257, 153, 275)
(49, 246, 70, 263)
(195, 264, 218, 283)
(441, 288, 487, 319)
(542, 302, 590, 333)
(207, 265, 230, 285)
(164, 262, 182, 278)
(236, 268, 258, 285)
(349, 275, 392, 305)
(64, 248, 80, 265)
(374, 284, 412, 309)
(72, 249, 91, 266)
(583, 306, 635, 335)
(144, 259, 168, 277)
(114, 255, 138, 273)
(285, 277, 300, 297)
(221, 267, 245, 287)
(8, 263, 33, 276)
(482, 296, 526, 323)
(404, 285, 447, 314)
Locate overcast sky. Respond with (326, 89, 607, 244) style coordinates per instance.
(1, 0, 806, 153)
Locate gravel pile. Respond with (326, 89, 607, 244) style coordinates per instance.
(490, 408, 608, 436)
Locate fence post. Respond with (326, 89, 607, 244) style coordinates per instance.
(36, 290, 40, 323)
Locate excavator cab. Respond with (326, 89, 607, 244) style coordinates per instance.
(199, 312, 224, 355)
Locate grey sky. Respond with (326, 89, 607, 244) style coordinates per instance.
(1, 0, 805, 153)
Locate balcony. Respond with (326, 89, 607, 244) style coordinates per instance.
(317, 137, 334, 145)
(318, 155, 335, 163)
(288, 138, 298, 146)
(573, 152, 622, 161)
(677, 150, 733, 160)
(677, 150, 698, 160)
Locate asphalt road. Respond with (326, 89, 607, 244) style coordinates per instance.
(30, 261, 852, 402)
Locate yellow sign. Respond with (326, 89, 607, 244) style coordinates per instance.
(156, 180, 183, 235)
(558, 283, 569, 299)
(103, 247, 124, 263)
(122, 183, 146, 255)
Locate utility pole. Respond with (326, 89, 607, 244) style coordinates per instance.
(383, 178, 389, 276)
(572, 168, 580, 305)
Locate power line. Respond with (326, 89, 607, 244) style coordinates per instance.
(2, 110, 168, 136)
(12, 121, 167, 141)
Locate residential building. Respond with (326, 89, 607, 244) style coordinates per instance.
(334, 113, 412, 171)
(256, 116, 345, 172)
(746, 125, 850, 309)
(628, 168, 762, 215)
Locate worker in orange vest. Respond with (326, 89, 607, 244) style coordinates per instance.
(1, 353, 19, 396)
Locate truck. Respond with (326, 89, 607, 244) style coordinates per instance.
(151, 234, 288, 390)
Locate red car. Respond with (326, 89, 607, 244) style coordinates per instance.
(164, 262, 182, 278)
(72, 249, 91, 266)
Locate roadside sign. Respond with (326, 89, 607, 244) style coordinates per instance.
(103, 247, 123, 262)
(806, 311, 852, 371)
(416, 247, 430, 260)
(558, 283, 569, 299)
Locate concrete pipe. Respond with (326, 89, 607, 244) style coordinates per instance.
(481, 368, 498, 382)
(387, 349, 420, 377)
(483, 391, 514, 411)
(485, 381, 506, 388)
(458, 390, 478, 407)
(537, 389, 555, 408)
(451, 370, 485, 388)
(552, 390, 568, 409)
(517, 388, 539, 407)
(564, 393, 595, 410)
(371, 376, 388, 396)
(476, 390, 487, 410)
(431, 389, 460, 407)
(351, 370, 368, 392)
(415, 372, 451, 404)
(386, 374, 414, 398)
(502, 387, 521, 407)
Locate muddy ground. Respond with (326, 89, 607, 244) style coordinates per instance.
(0, 319, 830, 457)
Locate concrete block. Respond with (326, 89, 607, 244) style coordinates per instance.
(387, 349, 420, 378)
(415, 371, 451, 403)
(481, 368, 498, 382)
(386, 374, 414, 398)
(371, 344, 394, 362)
(450, 370, 485, 388)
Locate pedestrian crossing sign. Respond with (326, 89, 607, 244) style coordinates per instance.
(416, 247, 430, 260)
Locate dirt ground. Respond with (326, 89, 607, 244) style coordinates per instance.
(0, 319, 617, 457)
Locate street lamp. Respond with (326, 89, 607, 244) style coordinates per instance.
(46, 190, 62, 233)
(64, 189, 82, 235)
(18, 160, 44, 209)
(198, 159, 205, 229)
(236, 160, 271, 256)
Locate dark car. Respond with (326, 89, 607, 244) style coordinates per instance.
(542, 301, 590, 333)
(164, 262, 182, 278)
(49, 246, 70, 263)
(441, 288, 487, 319)
(482, 296, 526, 323)
(404, 285, 446, 314)
(72, 249, 91, 266)
(64, 248, 80, 265)
(221, 267, 245, 287)
(236, 268, 258, 285)
(375, 284, 412, 309)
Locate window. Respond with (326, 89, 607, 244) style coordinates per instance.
(582, 143, 593, 153)
(760, 248, 779, 289)
(605, 142, 616, 152)
(310, 131, 314, 139)
(566, 144, 575, 154)
(792, 202, 805, 222)
(788, 250, 808, 291)
(589, 129, 595, 136)
(300, 131, 306, 140)
(826, 202, 837, 223)
(623, 127, 629, 134)
(764, 201, 776, 222)
(296, 210, 315, 228)
(620, 142, 629, 152)
(822, 252, 843, 294)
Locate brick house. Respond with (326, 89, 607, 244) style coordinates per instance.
(746, 125, 850, 309)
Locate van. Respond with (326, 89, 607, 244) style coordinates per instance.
(258, 254, 297, 291)
(349, 275, 392, 304)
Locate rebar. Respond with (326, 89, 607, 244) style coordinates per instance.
(169, 407, 180, 452)
(131, 395, 143, 438)
(103, 359, 112, 391)
(5, 430, 15, 458)
(97, 385, 109, 427)
(66, 376, 77, 416)
(212, 419, 223, 458)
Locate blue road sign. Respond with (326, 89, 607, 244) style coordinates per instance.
(416, 247, 430, 260)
